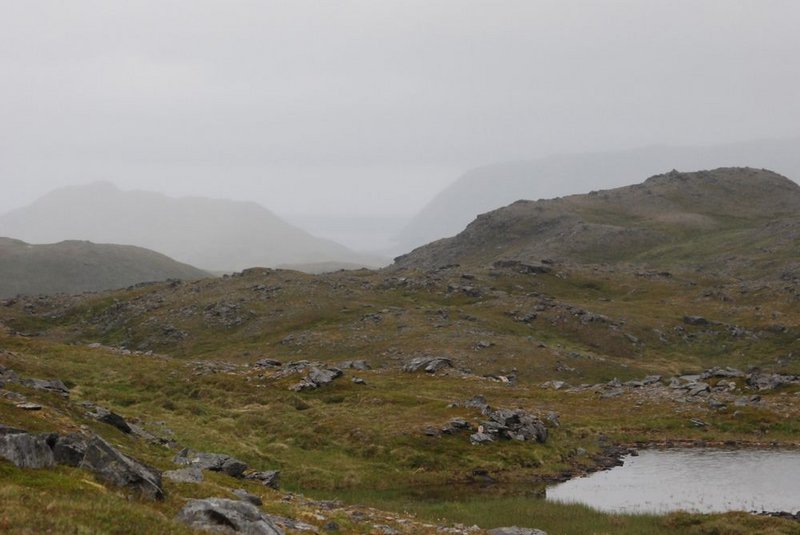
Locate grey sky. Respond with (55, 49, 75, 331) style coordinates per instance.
(1, 0, 799, 217)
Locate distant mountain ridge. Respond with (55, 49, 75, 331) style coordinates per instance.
(0, 182, 385, 272)
(394, 167, 800, 278)
(0, 238, 208, 297)
(396, 138, 800, 250)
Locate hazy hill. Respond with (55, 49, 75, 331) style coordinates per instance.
(394, 167, 800, 277)
(396, 138, 800, 250)
(0, 182, 386, 272)
(0, 238, 208, 297)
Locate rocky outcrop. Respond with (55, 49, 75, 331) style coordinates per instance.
(0, 428, 55, 468)
(290, 367, 343, 391)
(244, 470, 280, 489)
(403, 357, 453, 373)
(21, 378, 70, 398)
(173, 448, 248, 478)
(471, 408, 548, 445)
(82, 402, 132, 434)
(175, 498, 284, 535)
(0, 426, 164, 500)
(79, 436, 164, 500)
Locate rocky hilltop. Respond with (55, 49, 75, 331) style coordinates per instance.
(0, 238, 208, 297)
(0, 182, 385, 272)
(395, 138, 800, 250)
(394, 167, 800, 277)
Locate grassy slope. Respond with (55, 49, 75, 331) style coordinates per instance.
(0, 264, 799, 533)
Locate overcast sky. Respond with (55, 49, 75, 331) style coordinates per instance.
(1, 0, 799, 217)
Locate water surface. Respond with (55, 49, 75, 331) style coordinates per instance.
(547, 448, 800, 514)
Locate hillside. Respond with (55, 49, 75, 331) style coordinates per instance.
(394, 167, 800, 277)
(0, 182, 386, 272)
(396, 138, 800, 250)
(0, 238, 208, 297)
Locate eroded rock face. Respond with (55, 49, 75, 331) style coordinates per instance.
(175, 498, 284, 535)
(80, 436, 164, 500)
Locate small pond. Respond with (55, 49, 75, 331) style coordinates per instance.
(547, 448, 800, 514)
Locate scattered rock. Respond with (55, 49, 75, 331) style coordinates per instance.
(233, 488, 263, 506)
(164, 466, 204, 484)
(21, 378, 70, 398)
(254, 358, 282, 369)
(683, 315, 711, 326)
(339, 360, 370, 370)
(244, 470, 281, 489)
(403, 357, 453, 373)
(488, 527, 548, 535)
(84, 404, 132, 434)
(351, 377, 366, 385)
(174, 448, 248, 478)
(175, 498, 284, 535)
(291, 367, 343, 391)
(15, 402, 42, 411)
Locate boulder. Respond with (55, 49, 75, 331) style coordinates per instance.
(164, 466, 204, 484)
(175, 498, 284, 535)
(470, 432, 495, 445)
(403, 357, 452, 373)
(307, 367, 343, 386)
(21, 378, 70, 397)
(174, 448, 248, 478)
(52, 433, 89, 467)
(0, 431, 55, 468)
(233, 488, 263, 506)
(80, 436, 164, 500)
(338, 360, 370, 370)
(683, 315, 710, 326)
(88, 406, 132, 434)
(244, 470, 280, 489)
(254, 358, 282, 369)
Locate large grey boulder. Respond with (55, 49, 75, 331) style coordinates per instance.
(0, 430, 55, 468)
(52, 433, 89, 467)
(80, 436, 164, 500)
(175, 498, 284, 535)
(174, 448, 248, 478)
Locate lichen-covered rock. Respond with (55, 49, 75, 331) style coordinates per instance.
(80, 436, 164, 500)
(175, 498, 284, 535)
(0, 430, 55, 468)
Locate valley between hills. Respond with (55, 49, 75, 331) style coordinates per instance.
(1, 168, 799, 534)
